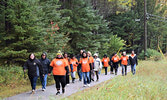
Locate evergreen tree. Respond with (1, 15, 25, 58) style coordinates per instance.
(0, 0, 44, 64)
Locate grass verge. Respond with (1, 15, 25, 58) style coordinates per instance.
(64, 60, 167, 100)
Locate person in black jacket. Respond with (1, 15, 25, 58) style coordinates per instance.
(129, 50, 138, 75)
(23, 53, 44, 94)
(39, 52, 50, 91)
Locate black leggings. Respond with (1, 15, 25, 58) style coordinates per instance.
(113, 63, 119, 74)
(95, 71, 99, 80)
(66, 74, 70, 84)
(53, 75, 66, 90)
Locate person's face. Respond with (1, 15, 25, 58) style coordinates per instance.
(30, 54, 35, 60)
(80, 50, 83, 54)
(64, 54, 68, 58)
(42, 54, 46, 59)
(83, 53, 86, 57)
(57, 55, 62, 58)
(94, 56, 97, 59)
(114, 54, 117, 56)
(123, 53, 126, 56)
(132, 51, 135, 54)
(87, 53, 90, 56)
(72, 56, 75, 59)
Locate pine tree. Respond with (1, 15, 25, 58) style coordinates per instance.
(0, 0, 44, 64)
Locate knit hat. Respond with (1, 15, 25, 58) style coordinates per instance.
(56, 50, 62, 56)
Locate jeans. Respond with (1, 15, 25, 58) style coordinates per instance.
(71, 71, 76, 78)
(83, 72, 90, 85)
(131, 64, 136, 75)
(113, 63, 119, 74)
(29, 76, 38, 90)
(77, 65, 83, 81)
(40, 74, 48, 89)
(121, 65, 127, 75)
(95, 71, 99, 81)
(104, 67, 108, 75)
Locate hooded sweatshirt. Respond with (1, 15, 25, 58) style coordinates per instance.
(39, 53, 51, 74)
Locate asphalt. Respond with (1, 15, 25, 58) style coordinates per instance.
(6, 66, 131, 100)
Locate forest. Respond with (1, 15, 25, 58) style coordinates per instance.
(0, 0, 167, 65)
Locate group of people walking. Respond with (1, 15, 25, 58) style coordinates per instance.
(23, 50, 138, 95)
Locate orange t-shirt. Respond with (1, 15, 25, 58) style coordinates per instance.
(64, 58, 71, 72)
(102, 57, 110, 67)
(120, 56, 129, 65)
(89, 56, 94, 63)
(50, 58, 67, 75)
(112, 56, 120, 63)
(70, 58, 78, 72)
(79, 58, 90, 72)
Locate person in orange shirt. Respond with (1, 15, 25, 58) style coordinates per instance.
(102, 54, 110, 75)
(63, 52, 70, 85)
(111, 53, 120, 75)
(79, 51, 91, 87)
(120, 52, 129, 76)
(49, 50, 69, 95)
(69, 54, 78, 83)
(87, 51, 94, 82)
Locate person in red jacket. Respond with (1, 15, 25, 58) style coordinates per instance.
(69, 54, 78, 83)
(79, 51, 91, 87)
(120, 52, 129, 76)
(111, 53, 120, 75)
(49, 50, 69, 95)
(102, 55, 110, 75)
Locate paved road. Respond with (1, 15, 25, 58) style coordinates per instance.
(6, 66, 131, 100)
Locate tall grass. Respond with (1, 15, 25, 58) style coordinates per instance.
(0, 65, 55, 98)
(65, 60, 167, 100)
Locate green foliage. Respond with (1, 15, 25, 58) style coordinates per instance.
(138, 48, 162, 60)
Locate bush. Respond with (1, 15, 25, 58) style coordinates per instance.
(138, 49, 162, 61)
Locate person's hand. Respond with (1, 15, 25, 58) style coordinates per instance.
(43, 74, 45, 77)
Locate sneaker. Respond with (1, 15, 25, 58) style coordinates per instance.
(83, 84, 87, 87)
(115, 73, 117, 75)
(87, 84, 90, 87)
(62, 89, 65, 94)
(42, 88, 45, 91)
(66, 84, 70, 86)
(31, 90, 35, 94)
(56, 91, 60, 95)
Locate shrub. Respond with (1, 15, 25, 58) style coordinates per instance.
(138, 49, 162, 61)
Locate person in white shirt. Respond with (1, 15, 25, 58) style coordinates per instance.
(93, 53, 102, 81)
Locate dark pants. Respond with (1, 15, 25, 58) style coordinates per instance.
(110, 65, 114, 72)
(77, 65, 82, 81)
(29, 76, 38, 90)
(113, 63, 119, 75)
(53, 75, 66, 91)
(95, 71, 99, 81)
(104, 67, 108, 75)
(66, 74, 70, 84)
(121, 65, 127, 75)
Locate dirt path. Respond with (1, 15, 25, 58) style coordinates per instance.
(6, 66, 131, 100)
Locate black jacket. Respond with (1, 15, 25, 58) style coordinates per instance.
(39, 58, 50, 74)
(129, 54, 138, 66)
(23, 59, 43, 77)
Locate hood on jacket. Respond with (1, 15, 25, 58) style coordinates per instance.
(41, 52, 47, 60)
(29, 53, 36, 61)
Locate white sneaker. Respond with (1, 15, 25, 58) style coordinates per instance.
(66, 84, 70, 86)
(42, 89, 45, 91)
(83, 84, 87, 87)
(32, 90, 35, 94)
(87, 84, 90, 87)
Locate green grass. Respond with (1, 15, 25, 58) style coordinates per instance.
(64, 60, 167, 100)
